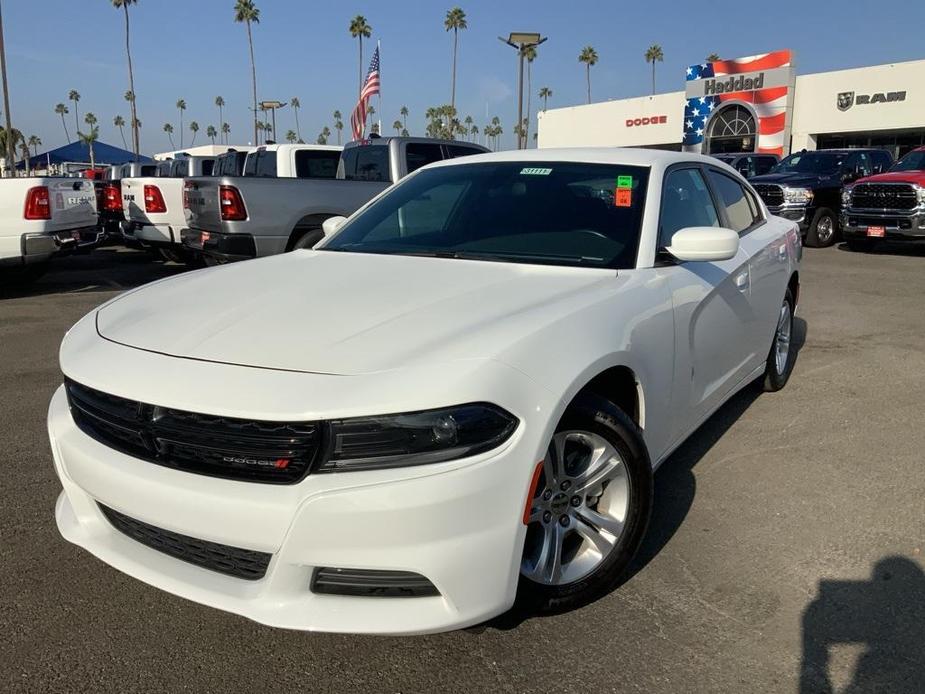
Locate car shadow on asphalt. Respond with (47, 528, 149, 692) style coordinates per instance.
(0, 248, 188, 300)
(477, 316, 808, 633)
(835, 241, 925, 258)
(798, 555, 925, 693)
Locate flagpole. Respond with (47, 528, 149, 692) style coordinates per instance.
(377, 40, 382, 135)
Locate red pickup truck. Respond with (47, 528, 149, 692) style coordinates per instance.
(840, 146, 925, 251)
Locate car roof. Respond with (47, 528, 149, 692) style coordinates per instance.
(255, 144, 342, 152)
(344, 137, 488, 150)
(425, 147, 724, 171)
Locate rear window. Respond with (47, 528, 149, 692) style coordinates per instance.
(406, 143, 444, 174)
(243, 152, 258, 176)
(446, 145, 485, 159)
(201, 160, 215, 176)
(295, 150, 340, 179)
(254, 150, 277, 178)
(140, 165, 156, 176)
(341, 145, 390, 182)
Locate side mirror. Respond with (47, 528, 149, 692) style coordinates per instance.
(666, 227, 739, 262)
(321, 216, 347, 237)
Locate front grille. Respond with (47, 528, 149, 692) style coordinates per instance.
(851, 183, 918, 211)
(311, 567, 439, 597)
(99, 504, 271, 580)
(66, 379, 321, 484)
(753, 184, 784, 208)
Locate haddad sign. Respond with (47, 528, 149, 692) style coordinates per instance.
(837, 90, 907, 111)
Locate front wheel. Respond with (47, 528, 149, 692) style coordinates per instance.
(518, 393, 653, 613)
(805, 207, 837, 248)
(762, 288, 796, 392)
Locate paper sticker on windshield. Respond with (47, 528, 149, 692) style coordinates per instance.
(616, 175, 633, 188)
(615, 188, 633, 207)
(520, 167, 552, 176)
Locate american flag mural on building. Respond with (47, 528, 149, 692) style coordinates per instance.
(682, 50, 794, 157)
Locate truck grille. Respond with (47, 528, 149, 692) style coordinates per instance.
(66, 379, 321, 484)
(99, 504, 271, 580)
(850, 183, 918, 211)
(753, 184, 784, 208)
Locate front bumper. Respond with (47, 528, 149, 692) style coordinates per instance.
(48, 345, 552, 634)
(181, 228, 256, 262)
(767, 203, 810, 232)
(839, 207, 925, 242)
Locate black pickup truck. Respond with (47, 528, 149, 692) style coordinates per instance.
(750, 148, 893, 247)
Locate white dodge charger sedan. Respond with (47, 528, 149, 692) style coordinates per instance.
(49, 148, 800, 634)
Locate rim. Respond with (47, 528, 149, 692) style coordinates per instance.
(775, 301, 792, 375)
(521, 430, 631, 586)
(816, 215, 834, 243)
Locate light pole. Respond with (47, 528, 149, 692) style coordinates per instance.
(499, 32, 546, 150)
(259, 100, 287, 144)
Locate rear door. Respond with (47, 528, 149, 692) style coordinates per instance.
(47, 179, 96, 231)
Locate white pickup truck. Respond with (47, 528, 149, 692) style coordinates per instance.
(0, 177, 99, 285)
(241, 144, 342, 178)
(121, 155, 216, 263)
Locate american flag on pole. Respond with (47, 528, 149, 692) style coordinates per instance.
(351, 47, 381, 141)
(683, 50, 793, 156)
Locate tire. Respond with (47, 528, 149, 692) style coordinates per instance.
(518, 392, 653, 613)
(762, 288, 796, 392)
(846, 238, 875, 253)
(289, 227, 325, 251)
(804, 207, 837, 248)
(158, 248, 184, 264)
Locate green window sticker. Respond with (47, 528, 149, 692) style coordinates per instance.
(616, 175, 633, 188)
(520, 167, 553, 176)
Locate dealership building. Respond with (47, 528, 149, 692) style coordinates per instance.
(537, 52, 925, 160)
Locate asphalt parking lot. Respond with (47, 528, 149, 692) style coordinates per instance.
(1, 244, 924, 693)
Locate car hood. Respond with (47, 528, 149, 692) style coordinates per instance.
(750, 172, 831, 188)
(96, 250, 619, 375)
(855, 170, 925, 186)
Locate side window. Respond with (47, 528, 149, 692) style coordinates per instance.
(659, 168, 720, 248)
(845, 152, 871, 177)
(255, 151, 277, 177)
(338, 147, 358, 179)
(243, 152, 258, 176)
(706, 169, 760, 233)
(351, 146, 390, 182)
(201, 160, 214, 177)
(734, 157, 754, 179)
(405, 143, 444, 174)
(445, 145, 485, 159)
(872, 150, 892, 173)
(754, 156, 776, 176)
(295, 150, 341, 179)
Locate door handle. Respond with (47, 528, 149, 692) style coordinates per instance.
(778, 244, 788, 261)
(734, 271, 749, 291)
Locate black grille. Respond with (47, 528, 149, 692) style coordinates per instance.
(66, 379, 321, 484)
(851, 183, 918, 211)
(753, 184, 784, 208)
(99, 504, 271, 580)
(311, 567, 439, 597)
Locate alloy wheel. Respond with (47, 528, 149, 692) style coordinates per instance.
(775, 300, 792, 375)
(816, 215, 834, 245)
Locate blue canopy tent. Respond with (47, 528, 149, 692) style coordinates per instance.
(17, 140, 153, 169)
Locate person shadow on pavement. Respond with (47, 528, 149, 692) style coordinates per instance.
(800, 556, 925, 693)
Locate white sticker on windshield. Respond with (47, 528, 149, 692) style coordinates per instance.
(520, 167, 552, 176)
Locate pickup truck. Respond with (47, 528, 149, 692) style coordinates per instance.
(242, 144, 341, 178)
(121, 155, 216, 263)
(0, 177, 99, 285)
(213, 147, 256, 177)
(182, 137, 489, 262)
(750, 148, 893, 247)
(98, 162, 158, 239)
(840, 146, 925, 251)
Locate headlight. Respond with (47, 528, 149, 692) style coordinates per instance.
(841, 186, 853, 206)
(783, 187, 814, 204)
(319, 403, 518, 472)
(917, 185, 925, 206)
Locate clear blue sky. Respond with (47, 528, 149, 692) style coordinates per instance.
(5, 0, 925, 154)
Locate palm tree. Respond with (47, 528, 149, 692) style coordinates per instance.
(322, 126, 331, 143)
(392, 119, 402, 135)
(114, 115, 127, 149)
(539, 86, 552, 111)
(0, 128, 24, 171)
(54, 103, 70, 142)
(463, 115, 473, 141)
(112, 1, 140, 157)
(189, 120, 199, 146)
(163, 122, 174, 148)
(349, 15, 372, 97)
(400, 105, 409, 130)
(84, 112, 97, 129)
(521, 44, 537, 145)
(222, 122, 230, 142)
(444, 7, 467, 109)
(175, 99, 186, 147)
(289, 97, 301, 142)
(470, 123, 478, 144)
(214, 96, 225, 142)
(578, 46, 598, 104)
(27, 134, 41, 156)
(256, 121, 265, 144)
(644, 44, 664, 95)
(234, 0, 260, 144)
(68, 89, 81, 135)
(333, 113, 344, 145)
(401, 128, 409, 137)
(285, 129, 297, 143)
(124, 90, 136, 149)
(206, 124, 217, 144)
(706, 53, 721, 62)
(78, 127, 99, 168)
(20, 142, 30, 175)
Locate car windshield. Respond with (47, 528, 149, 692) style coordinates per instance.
(890, 150, 925, 172)
(320, 162, 650, 269)
(771, 152, 845, 175)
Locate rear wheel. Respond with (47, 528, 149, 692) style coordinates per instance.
(805, 207, 837, 248)
(762, 288, 796, 392)
(289, 227, 325, 251)
(518, 393, 652, 612)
